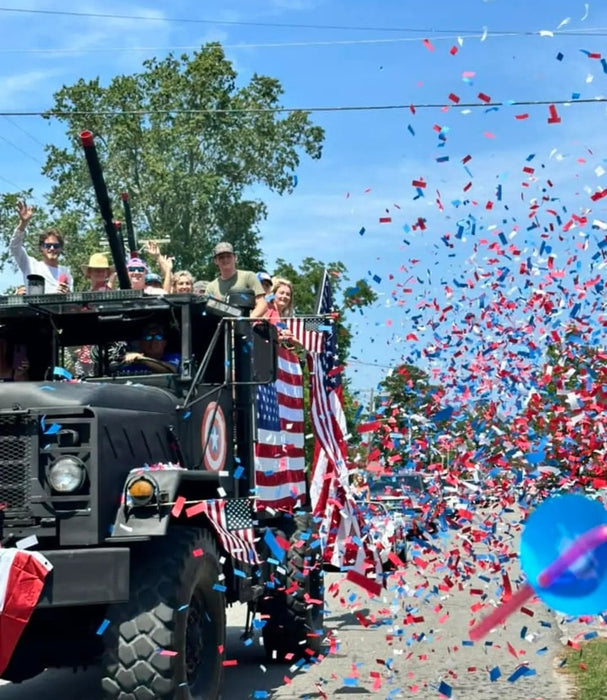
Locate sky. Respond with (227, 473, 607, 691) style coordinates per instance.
(2, 0, 607, 403)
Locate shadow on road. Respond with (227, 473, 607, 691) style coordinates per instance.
(0, 622, 300, 700)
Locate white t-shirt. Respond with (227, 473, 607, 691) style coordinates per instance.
(10, 227, 73, 294)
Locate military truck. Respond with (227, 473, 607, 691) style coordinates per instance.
(0, 135, 324, 699)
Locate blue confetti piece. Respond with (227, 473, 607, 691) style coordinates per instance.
(292, 174, 298, 187)
(234, 465, 244, 479)
(52, 366, 72, 380)
(407, 124, 415, 136)
(437, 680, 452, 697)
(44, 423, 62, 435)
(359, 227, 366, 236)
(489, 666, 501, 682)
(264, 528, 286, 562)
(182, 411, 191, 420)
(372, 275, 382, 284)
(96, 619, 111, 635)
(233, 568, 246, 578)
(213, 583, 227, 592)
(556, 51, 564, 61)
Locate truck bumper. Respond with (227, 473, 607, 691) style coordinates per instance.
(37, 548, 130, 608)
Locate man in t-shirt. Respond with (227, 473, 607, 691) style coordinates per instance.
(205, 242, 267, 318)
(10, 200, 73, 294)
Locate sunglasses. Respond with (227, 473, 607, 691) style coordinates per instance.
(42, 242, 62, 250)
(143, 333, 164, 341)
(128, 266, 146, 273)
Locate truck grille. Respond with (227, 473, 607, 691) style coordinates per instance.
(0, 416, 35, 512)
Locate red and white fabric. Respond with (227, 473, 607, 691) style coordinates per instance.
(254, 345, 306, 510)
(0, 548, 53, 674)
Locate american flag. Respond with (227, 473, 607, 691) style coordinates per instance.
(185, 498, 260, 564)
(308, 270, 381, 575)
(254, 345, 307, 511)
(282, 317, 325, 354)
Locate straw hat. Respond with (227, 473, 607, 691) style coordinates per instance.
(81, 253, 114, 276)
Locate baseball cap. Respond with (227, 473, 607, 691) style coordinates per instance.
(213, 242, 234, 257)
(257, 271, 272, 284)
(145, 272, 162, 285)
(127, 257, 148, 271)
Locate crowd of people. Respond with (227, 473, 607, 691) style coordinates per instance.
(7, 200, 297, 320)
(3, 200, 301, 379)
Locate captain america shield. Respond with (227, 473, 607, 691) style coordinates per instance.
(201, 402, 227, 472)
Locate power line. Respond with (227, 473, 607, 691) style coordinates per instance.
(1, 6, 607, 36)
(2, 115, 47, 147)
(0, 133, 44, 165)
(0, 96, 603, 118)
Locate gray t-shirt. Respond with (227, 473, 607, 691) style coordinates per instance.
(206, 270, 264, 300)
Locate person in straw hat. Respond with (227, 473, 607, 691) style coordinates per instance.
(82, 253, 115, 292)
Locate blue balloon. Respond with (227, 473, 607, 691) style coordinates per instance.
(520, 494, 607, 615)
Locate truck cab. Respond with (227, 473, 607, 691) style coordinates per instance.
(0, 289, 322, 698)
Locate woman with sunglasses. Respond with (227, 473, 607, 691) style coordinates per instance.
(10, 200, 73, 294)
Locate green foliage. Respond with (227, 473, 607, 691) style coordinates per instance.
(561, 639, 607, 700)
(15, 43, 325, 284)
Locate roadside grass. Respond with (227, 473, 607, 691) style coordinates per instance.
(561, 638, 607, 700)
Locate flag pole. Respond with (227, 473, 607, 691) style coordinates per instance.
(314, 268, 329, 315)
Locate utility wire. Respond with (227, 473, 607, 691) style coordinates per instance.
(0, 133, 44, 164)
(0, 6, 606, 36)
(0, 28, 603, 54)
(0, 96, 602, 117)
(1, 115, 47, 147)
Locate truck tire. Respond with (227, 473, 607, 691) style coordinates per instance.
(101, 527, 225, 700)
(261, 513, 324, 661)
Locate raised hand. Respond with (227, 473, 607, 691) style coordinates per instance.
(16, 200, 34, 229)
(144, 240, 160, 259)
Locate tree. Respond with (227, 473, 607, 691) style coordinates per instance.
(7, 43, 324, 286)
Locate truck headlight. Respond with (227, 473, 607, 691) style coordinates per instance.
(48, 456, 86, 493)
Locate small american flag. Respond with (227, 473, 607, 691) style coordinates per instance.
(254, 345, 306, 510)
(282, 317, 325, 354)
(186, 498, 259, 564)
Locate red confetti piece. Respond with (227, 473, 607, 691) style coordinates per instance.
(547, 104, 561, 124)
(478, 92, 491, 103)
(222, 659, 238, 666)
(423, 38, 434, 51)
(171, 495, 186, 517)
(345, 570, 382, 597)
(379, 217, 392, 223)
(515, 113, 529, 120)
(448, 93, 460, 103)
(450, 45, 458, 55)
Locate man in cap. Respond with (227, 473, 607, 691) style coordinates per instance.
(82, 253, 114, 291)
(206, 242, 267, 318)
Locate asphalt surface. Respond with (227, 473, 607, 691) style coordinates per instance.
(0, 507, 575, 699)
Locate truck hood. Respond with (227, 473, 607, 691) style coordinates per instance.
(0, 381, 178, 413)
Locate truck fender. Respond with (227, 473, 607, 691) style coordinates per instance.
(108, 467, 221, 539)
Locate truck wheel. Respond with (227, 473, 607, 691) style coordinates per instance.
(261, 513, 324, 661)
(101, 528, 225, 700)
